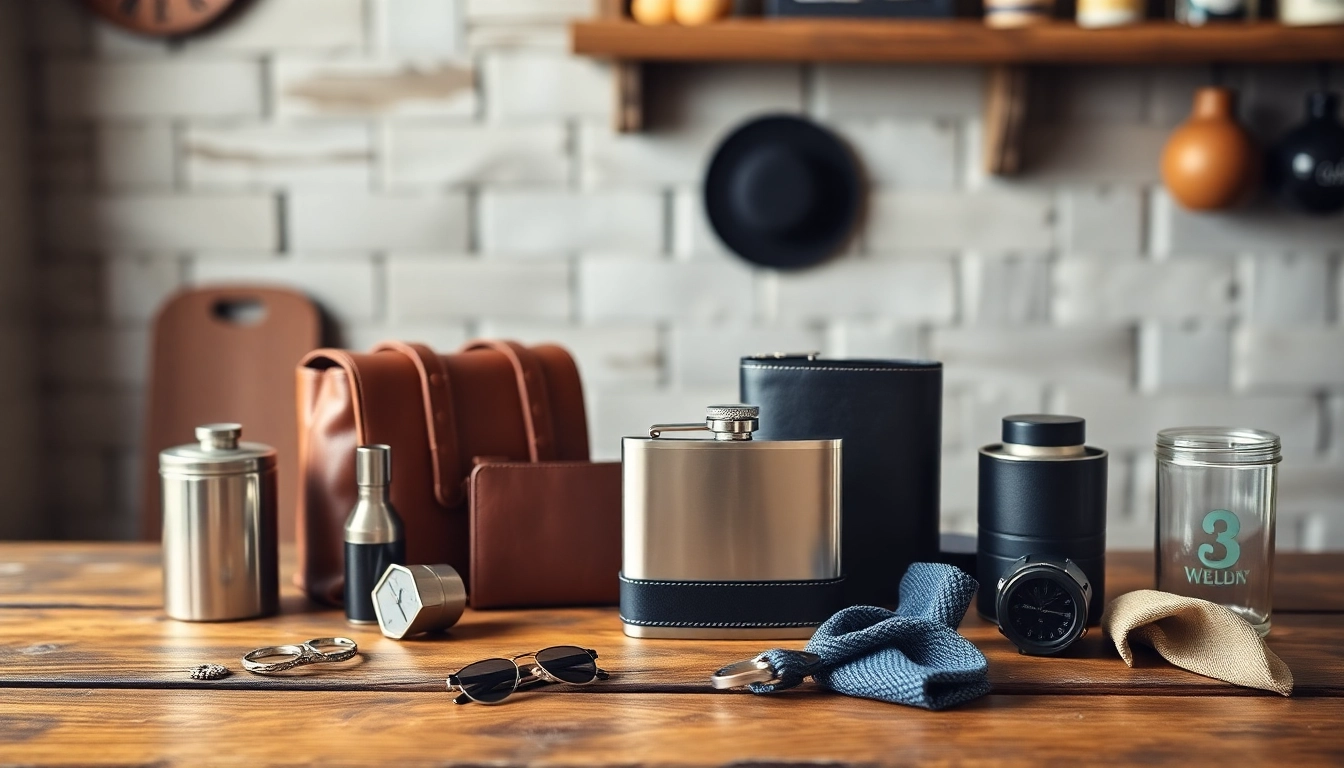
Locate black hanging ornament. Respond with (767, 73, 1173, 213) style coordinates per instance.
(1267, 91, 1344, 216)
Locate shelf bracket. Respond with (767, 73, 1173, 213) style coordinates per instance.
(984, 65, 1029, 176)
(601, 0, 643, 132)
(614, 61, 644, 132)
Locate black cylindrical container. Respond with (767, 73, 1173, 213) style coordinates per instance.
(977, 415, 1107, 625)
(741, 355, 942, 607)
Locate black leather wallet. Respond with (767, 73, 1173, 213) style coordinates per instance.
(740, 355, 943, 607)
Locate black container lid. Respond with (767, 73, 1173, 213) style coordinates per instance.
(1002, 414, 1086, 447)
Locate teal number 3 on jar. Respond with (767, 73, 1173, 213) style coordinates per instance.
(1156, 428, 1281, 637)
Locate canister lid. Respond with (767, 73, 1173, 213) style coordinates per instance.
(159, 423, 277, 476)
(1003, 414, 1085, 447)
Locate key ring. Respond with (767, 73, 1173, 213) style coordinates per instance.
(711, 651, 822, 690)
(242, 637, 359, 675)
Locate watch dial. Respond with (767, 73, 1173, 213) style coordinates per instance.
(375, 568, 418, 636)
(1008, 577, 1077, 645)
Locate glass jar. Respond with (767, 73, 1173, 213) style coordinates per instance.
(1155, 428, 1280, 637)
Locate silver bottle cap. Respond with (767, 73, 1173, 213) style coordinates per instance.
(650, 404, 761, 441)
(160, 423, 276, 476)
(706, 404, 759, 421)
(356, 445, 392, 487)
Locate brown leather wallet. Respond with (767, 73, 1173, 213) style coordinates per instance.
(468, 461, 621, 609)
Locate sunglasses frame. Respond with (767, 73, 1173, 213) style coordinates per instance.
(446, 646, 609, 705)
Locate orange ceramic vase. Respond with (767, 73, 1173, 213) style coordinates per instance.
(1161, 87, 1260, 211)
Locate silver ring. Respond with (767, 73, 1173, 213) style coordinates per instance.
(242, 644, 312, 675)
(305, 637, 358, 663)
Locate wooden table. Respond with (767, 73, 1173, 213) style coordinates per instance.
(2, 544, 1342, 766)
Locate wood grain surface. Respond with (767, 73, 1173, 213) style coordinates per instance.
(3, 690, 1342, 767)
(2, 605, 1340, 696)
(571, 19, 1344, 64)
(2, 545, 1340, 696)
(3, 543, 1342, 766)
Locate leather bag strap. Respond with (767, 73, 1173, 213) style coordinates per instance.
(371, 340, 464, 508)
(460, 339, 557, 462)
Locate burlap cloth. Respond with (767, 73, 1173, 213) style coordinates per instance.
(1101, 590, 1293, 696)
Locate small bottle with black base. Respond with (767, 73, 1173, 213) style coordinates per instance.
(345, 445, 405, 625)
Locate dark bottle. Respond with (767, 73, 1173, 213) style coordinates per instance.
(344, 444, 405, 625)
(1268, 91, 1344, 216)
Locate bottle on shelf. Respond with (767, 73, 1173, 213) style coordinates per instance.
(1278, 0, 1344, 25)
(1077, 0, 1144, 27)
(1175, 0, 1251, 25)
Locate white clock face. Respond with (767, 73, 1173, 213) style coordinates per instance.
(374, 567, 422, 638)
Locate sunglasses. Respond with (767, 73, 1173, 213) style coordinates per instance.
(446, 646, 609, 705)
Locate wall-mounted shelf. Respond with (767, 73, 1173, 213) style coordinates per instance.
(571, 18, 1344, 175)
(572, 19, 1344, 64)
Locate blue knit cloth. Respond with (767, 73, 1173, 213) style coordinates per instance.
(748, 563, 991, 711)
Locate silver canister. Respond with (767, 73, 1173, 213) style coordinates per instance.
(621, 404, 842, 639)
(160, 423, 279, 621)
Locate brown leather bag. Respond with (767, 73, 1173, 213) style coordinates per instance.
(296, 340, 591, 606)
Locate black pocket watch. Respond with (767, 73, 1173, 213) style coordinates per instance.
(995, 555, 1092, 656)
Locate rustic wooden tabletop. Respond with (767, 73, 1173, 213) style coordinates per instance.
(1, 543, 1342, 766)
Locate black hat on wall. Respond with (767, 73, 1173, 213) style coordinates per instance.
(704, 114, 862, 270)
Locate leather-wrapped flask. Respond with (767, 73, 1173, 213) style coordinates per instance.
(740, 355, 942, 606)
(620, 404, 843, 639)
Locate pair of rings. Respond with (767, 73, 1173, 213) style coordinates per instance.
(241, 637, 358, 675)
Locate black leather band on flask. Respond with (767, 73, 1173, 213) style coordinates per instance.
(740, 355, 943, 607)
(619, 576, 846, 630)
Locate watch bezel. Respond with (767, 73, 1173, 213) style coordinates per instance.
(995, 557, 1090, 657)
(372, 563, 419, 640)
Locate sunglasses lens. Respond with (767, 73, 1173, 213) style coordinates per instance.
(535, 646, 597, 684)
(455, 658, 518, 703)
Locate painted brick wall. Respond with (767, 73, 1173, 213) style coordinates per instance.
(19, 0, 1344, 548)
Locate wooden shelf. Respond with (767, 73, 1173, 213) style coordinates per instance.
(571, 19, 1344, 64)
(573, 17, 1344, 173)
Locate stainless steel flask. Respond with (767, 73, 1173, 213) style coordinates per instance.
(620, 404, 842, 639)
(160, 423, 279, 621)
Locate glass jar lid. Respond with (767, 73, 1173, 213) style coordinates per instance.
(1156, 427, 1281, 466)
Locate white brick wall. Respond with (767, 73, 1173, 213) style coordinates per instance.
(479, 191, 663, 254)
(386, 123, 568, 187)
(17, 0, 1344, 547)
(44, 60, 265, 119)
(274, 57, 476, 118)
(388, 258, 572, 321)
(1053, 259, 1237, 322)
(184, 123, 374, 189)
(43, 194, 278, 251)
(186, 0, 366, 52)
(289, 193, 468, 251)
(866, 191, 1056, 252)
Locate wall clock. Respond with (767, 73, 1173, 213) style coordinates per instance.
(83, 0, 241, 37)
